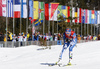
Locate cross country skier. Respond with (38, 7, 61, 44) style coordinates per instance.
(57, 28, 77, 65)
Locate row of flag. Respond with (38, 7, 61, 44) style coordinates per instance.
(29, 1, 100, 25)
(0, 0, 100, 26)
(0, 0, 27, 18)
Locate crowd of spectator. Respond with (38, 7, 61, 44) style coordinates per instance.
(0, 31, 100, 43)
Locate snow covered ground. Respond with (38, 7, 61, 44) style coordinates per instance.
(0, 41, 100, 69)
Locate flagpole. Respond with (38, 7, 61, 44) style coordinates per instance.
(6, 0, 8, 47)
(57, 21, 58, 33)
(26, 0, 29, 36)
(81, 9, 82, 36)
(43, 2, 45, 35)
(13, 0, 15, 35)
(32, 0, 34, 41)
(84, 23, 85, 36)
(48, 21, 50, 35)
(20, 0, 22, 35)
(81, 22, 82, 36)
(87, 24, 88, 36)
(52, 17, 54, 35)
(77, 8, 79, 35)
(91, 24, 92, 35)
(94, 7, 95, 36)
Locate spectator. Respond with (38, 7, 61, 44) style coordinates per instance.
(93, 35, 97, 41)
(54, 35, 58, 41)
(18, 33, 23, 46)
(0, 33, 4, 41)
(77, 35, 81, 43)
(98, 34, 100, 40)
(12, 34, 17, 42)
(4, 35, 6, 42)
(28, 35, 32, 41)
(50, 35, 53, 41)
(58, 33, 61, 40)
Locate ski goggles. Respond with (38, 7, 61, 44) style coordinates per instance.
(65, 32, 71, 34)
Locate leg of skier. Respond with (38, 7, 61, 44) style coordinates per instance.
(59, 42, 70, 59)
(68, 39, 77, 65)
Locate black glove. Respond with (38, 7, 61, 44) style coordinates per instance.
(65, 38, 72, 42)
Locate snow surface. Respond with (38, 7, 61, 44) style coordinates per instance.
(0, 41, 100, 69)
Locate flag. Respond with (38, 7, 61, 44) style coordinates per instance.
(85, 9, 88, 24)
(39, 2, 44, 20)
(89, 10, 92, 24)
(77, 8, 79, 23)
(87, 10, 89, 24)
(7, 0, 13, 17)
(94, 11, 97, 24)
(72, 7, 75, 23)
(67, 6, 70, 22)
(97, 11, 100, 24)
(29, 0, 33, 19)
(82, 9, 85, 23)
(45, 3, 49, 20)
(57, 5, 62, 21)
(14, 0, 21, 18)
(34, 19, 43, 26)
(33, 1, 39, 21)
(91, 10, 95, 24)
(0, 0, 6, 17)
(74, 7, 77, 23)
(49, 3, 59, 21)
(21, 0, 27, 18)
(62, 6, 67, 21)
(79, 8, 82, 23)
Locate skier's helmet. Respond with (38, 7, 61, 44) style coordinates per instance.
(65, 28, 71, 34)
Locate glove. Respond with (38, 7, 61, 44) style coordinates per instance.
(65, 38, 72, 42)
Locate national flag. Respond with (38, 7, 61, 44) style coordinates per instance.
(39, 2, 44, 20)
(7, 0, 13, 17)
(14, 0, 21, 18)
(57, 5, 62, 21)
(45, 3, 49, 20)
(89, 10, 92, 24)
(91, 10, 95, 24)
(82, 9, 85, 23)
(97, 11, 100, 24)
(77, 8, 79, 23)
(0, 0, 6, 17)
(67, 6, 70, 22)
(34, 19, 43, 26)
(94, 11, 97, 24)
(62, 6, 67, 21)
(79, 8, 82, 23)
(85, 9, 88, 24)
(74, 7, 77, 23)
(21, 0, 27, 18)
(72, 7, 75, 23)
(33, 1, 39, 21)
(29, 0, 33, 19)
(49, 3, 59, 21)
(87, 10, 89, 24)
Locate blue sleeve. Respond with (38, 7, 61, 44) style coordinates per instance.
(37, 35, 39, 41)
(72, 33, 77, 39)
(72, 33, 77, 42)
(63, 33, 66, 43)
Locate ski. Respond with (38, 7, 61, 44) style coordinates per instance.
(48, 59, 61, 66)
(59, 64, 76, 67)
(48, 63, 62, 66)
